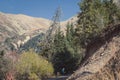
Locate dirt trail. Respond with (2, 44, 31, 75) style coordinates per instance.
(47, 76, 69, 80)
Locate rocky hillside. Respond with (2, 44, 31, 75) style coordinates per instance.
(113, 0, 120, 8)
(67, 23, 120, 80)
(0, 12, 51, 50)
(0, 12, 51, 37)
(0, 12, 78, 51)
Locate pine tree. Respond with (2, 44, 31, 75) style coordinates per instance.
(52, 23, 82, 74)
(76, 0, 120, 48)
(53, 27, 65, 54)
(65, 23, 75, 55)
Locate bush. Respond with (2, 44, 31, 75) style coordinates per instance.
(15, 50, 54, 80)
(0, 51, 12, 80)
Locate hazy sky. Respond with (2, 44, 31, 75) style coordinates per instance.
(0, 0, 80, 21)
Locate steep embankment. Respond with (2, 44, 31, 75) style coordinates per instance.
(67, 24, 120, 80)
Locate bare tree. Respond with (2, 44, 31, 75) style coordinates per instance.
(40, 7, 62, 59)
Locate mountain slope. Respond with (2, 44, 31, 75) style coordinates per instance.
(0, 12, 52, 51)
(0, 12, 50, 38)
(0, 12, 78, 51)
(67, 24, 120, 80)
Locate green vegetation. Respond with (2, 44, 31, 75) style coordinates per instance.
(40, 0, 120, 75)
(0, 50, 12, 80)
(40, 23, 83, 74)
(15, 50, 54, 80)
(76, 0, 120, 48)
(52, 23, 83, 74)
(1, 0, 120, 79)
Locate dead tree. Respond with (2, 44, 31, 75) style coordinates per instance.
(40, 7, 62, 59)
(45, 7, 61, 45)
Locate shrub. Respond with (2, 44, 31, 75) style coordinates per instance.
(15, 50, 54, 80)
(0, 50, 12, 80)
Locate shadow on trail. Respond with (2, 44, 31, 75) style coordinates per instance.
(47, 75, 69, 80)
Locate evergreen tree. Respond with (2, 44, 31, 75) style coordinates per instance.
(65, 23, 83, 73)
(65, 23, 75, 55)
(53, 27, 65, 54)
(76, 0, 120, 48)
(52, 23, 82, 74)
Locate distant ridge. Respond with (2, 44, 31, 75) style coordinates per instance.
(0, 12, 78, 51)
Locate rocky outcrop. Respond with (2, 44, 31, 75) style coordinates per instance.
(113, 0, 120, 8)
(67, 24, 120, 80)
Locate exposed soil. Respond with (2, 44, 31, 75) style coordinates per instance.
(67, 24, 120, 80)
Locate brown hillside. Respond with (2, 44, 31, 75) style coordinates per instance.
(67, 24, 120, 80)
(0, 12, 77, 41)
(0, 12, 50, 39)
(0, 12, 77, 51)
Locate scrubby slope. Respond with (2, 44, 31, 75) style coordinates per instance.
(67, 24, 120, 80)
(0, 12, 50, 40)
(0, 12, 52, 51)
(0, 12, 77, 51)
